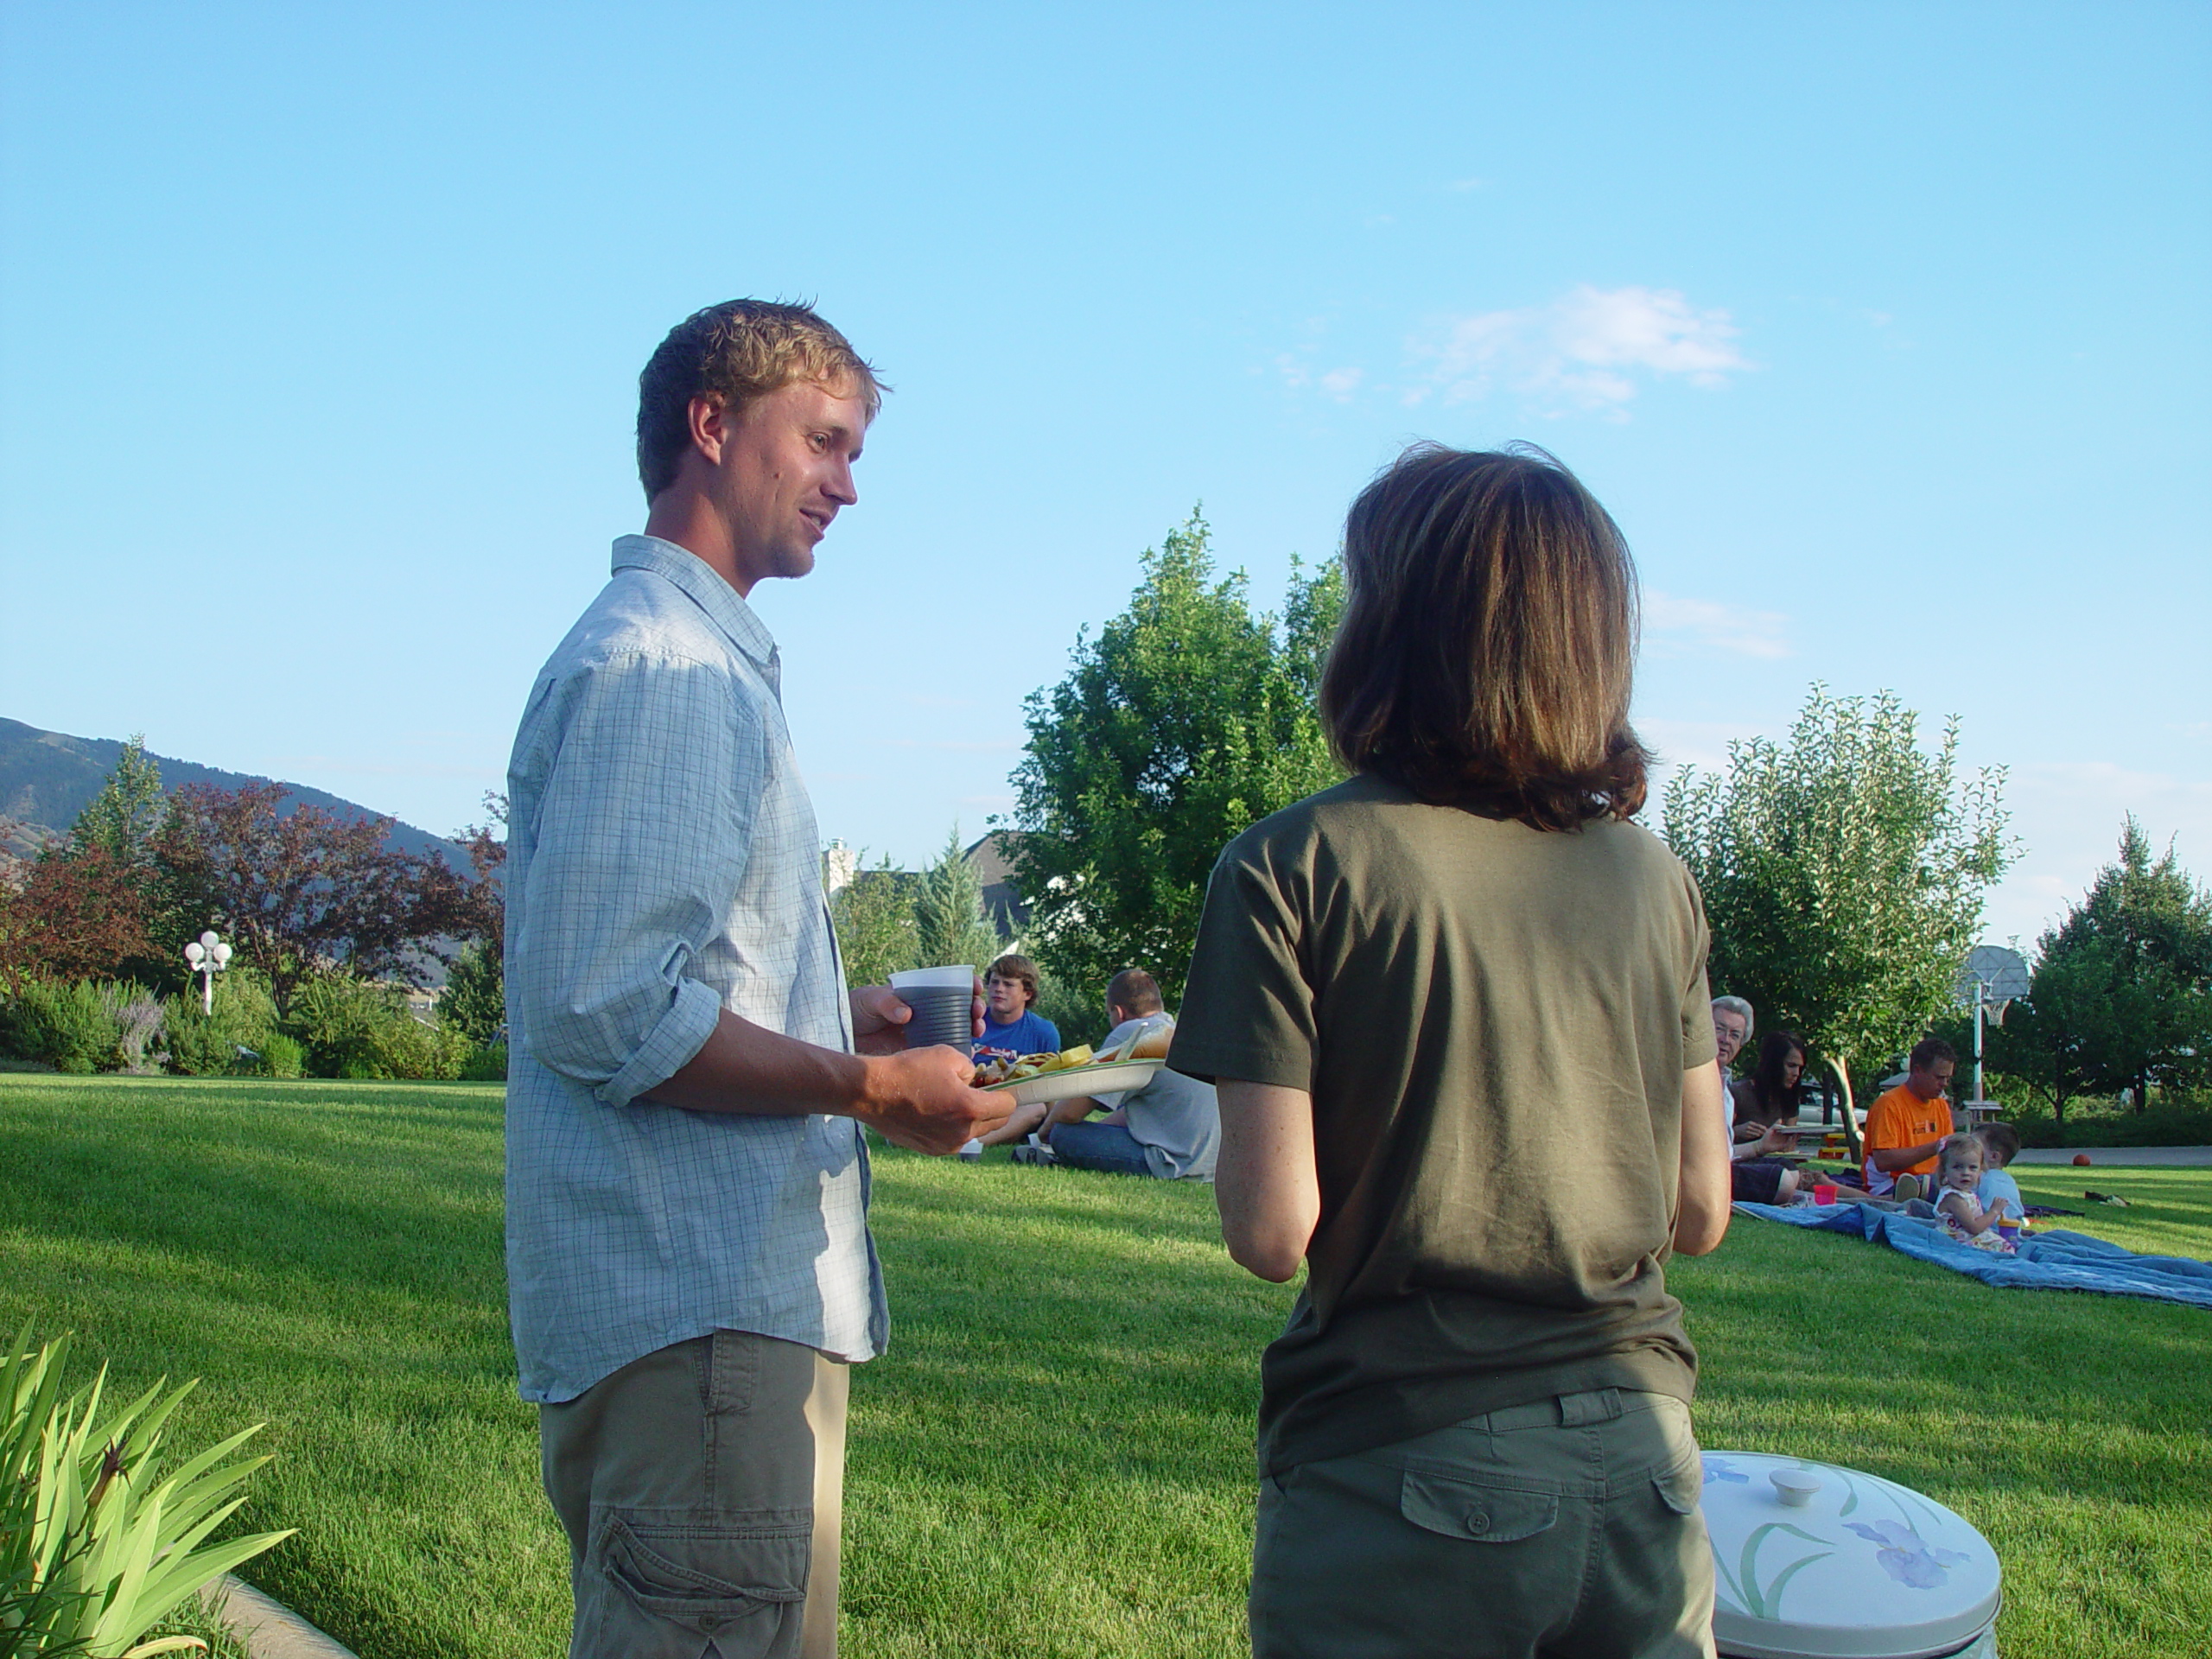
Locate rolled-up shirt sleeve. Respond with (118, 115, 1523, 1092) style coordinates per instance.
(512, 649, 757, 1108)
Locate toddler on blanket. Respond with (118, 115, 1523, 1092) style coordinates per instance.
(1935, 1135, 2016, 1253)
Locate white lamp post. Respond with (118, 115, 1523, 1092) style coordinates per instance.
(184, 930, 233, 1014)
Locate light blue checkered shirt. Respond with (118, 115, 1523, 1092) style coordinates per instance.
(503, 534, 887, 1404)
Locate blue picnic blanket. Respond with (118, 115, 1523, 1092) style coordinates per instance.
(1732, 1202, 2212, 1310)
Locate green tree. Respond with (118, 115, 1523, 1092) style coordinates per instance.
(911, 829, 1006, 974)
(4, 739, 187, 989)
(68, 734, 166, 865)
(1662, 685, 2016, 1087)
(829, 853, 921, 989)
(441, 939, 506, 1045)
(1994, 818, 2212, 1119)
(1006, 512, 1344, 1005)
(435, 795, 510, 1043)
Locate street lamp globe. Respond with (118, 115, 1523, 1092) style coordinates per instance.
(185, 930, 233, 1014)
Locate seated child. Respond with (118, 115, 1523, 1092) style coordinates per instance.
(1974, 1122, 2025, 1230)
(1934, 1135, 2014, 1253)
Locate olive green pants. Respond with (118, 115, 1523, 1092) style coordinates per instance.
(1249, 1389, 1716, 1659)
(540, 1330, 848, 1659)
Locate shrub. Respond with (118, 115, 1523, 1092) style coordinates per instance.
(260, 1032, 305, 1080)
(440, 940, 505, 1046)
(162, 968, 281, 1077)
(286, 974, 468, 1080)
(1, 1320, 293, 1655)
(461, 1040, 508, 1082)
(2000, 1093, 2212, 1149)
(99, 983, 164, 1075)
(0, 977, 125, 1072)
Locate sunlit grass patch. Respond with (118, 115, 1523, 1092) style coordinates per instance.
(0, 1073, 2207, 1657)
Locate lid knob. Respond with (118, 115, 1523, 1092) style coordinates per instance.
(1769, 1470, 1822, 1508)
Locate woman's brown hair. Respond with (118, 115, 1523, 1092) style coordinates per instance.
(1318, 442, 1651, 830)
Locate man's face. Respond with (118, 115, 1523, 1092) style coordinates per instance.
(700, 379, 868, 593)
(1910, 1059, 1955, 1102)
(984, 972, 1028, 1023)
(1712, 1007, 1749, 1068)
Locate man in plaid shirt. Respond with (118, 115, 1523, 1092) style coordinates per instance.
(505, 301, 1008, 1658)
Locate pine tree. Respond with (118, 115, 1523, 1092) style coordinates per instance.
(912, 829, 1006, 974)
(69, 734, 167, 864)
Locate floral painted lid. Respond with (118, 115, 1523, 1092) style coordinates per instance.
(1700, 1451, 2002, 1659)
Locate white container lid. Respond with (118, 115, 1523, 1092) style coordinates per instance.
(1700, 1451, 2001, 1659)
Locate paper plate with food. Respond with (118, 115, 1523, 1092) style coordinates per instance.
(970, 1026, 1173, 1107)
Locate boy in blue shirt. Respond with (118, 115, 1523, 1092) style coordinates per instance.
(976, 952, 1060, 1065)
(963, 953, 1063, 1159)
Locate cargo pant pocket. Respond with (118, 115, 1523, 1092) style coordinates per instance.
(582, 1510, 810, 1659)
(1652, 1455, 1704, 1518)
(1399, 1469, 1560, 1543)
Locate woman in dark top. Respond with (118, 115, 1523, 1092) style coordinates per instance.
(1743, 1031, 1809, 1128)
(1173, 444, 1731, 1659)
(1730, 1031, 1806, 1205)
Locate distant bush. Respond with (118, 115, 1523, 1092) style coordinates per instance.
(162, 967, 281, 1077)
(288, 974, 468, 1080)
(441, 940, 505, 1046)
(0, 977, 129, 1071)
(102, 982, 164, 1074)
(1029, 961, 1104, 1049)
(261, 1032, 305, 1079)
(461, 1041, 507, 1083)
(2004, 1094, 2212, 1149)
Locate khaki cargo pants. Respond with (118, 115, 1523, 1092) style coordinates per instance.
(1250, 1389, 1716, 1659)
(541, 1330, 848, 1659)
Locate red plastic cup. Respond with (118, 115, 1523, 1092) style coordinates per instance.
(1813, 1182, 1840, 1205)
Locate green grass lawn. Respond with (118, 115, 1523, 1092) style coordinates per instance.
(2, 1073, 2208, 1657)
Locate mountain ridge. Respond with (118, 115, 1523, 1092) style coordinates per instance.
(0, 717, 473, 870)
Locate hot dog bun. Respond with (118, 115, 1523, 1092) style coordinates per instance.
(1130, 1027, 1173, 1061)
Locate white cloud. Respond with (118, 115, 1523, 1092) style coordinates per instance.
(1318, 365, 1364, 400)
(1409, 284, 1751, 414)
(1636, 715, 1773, 775)
(1643, 590, 1791, 659)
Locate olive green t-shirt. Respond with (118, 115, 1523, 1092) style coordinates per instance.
(1168, 774, 1716, 1476)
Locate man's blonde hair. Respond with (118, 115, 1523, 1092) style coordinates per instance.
(636, 300, 887, 499)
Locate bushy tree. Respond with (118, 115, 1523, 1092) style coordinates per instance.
(0, 738, 187, 989)
(1994, 818, 2212, 1120)
(1007, 512, 1344, 1004)
(440, 940, 506, 1045)
(912, 829, 1006, 974)
(68, 734, 166, 866)
(0, 847, 154, 988)
(1662, 685, 2015, 1085)
(829, 853, 920, 990)
(436, 794, 510, 1042)
(158, 781, 467, 1013)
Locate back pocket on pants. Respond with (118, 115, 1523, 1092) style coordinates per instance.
(1399, 1470, 1560, 1543)
(584, 1511, 810, 1658)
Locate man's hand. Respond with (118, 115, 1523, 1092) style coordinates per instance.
(849, 977, 988, 1058)
(855, 1044, 1010, 1154)
(1872, 1137, 1946, 1173)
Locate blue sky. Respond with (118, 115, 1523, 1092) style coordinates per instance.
(3, 1, 2207, 950)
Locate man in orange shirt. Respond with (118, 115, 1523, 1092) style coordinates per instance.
(1863, 1038, 1957, 1198)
